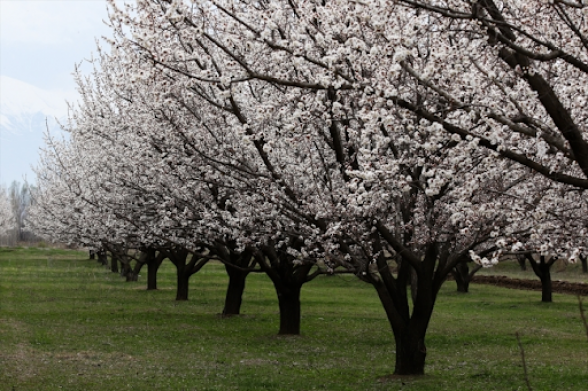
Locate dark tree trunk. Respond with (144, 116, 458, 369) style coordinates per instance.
(410, 266, 418, 302)
(452, 262, 482, 293)
(255, 246, 311, 336)
(276, 284, 302, 335)
(580, 255, 587, 274)
(452, 262, 470, 293)
(367, 233, 445, 376)
(539, 272, 552, 303)
(373, 279, 431, 376)
(97, 249, 108, 266)
(166, 247, 208, 301)
(170, 248, 191, 301)
(89, 250, 95, 260)
(125, 269, 137, 282)
(110, 254, 119, 273)
(121, 261, 136, 282)
(527, 254, 555, 303)
(394, 328, 427, 376)
(132, 259, 144, 279)
(176, 268, 190, 301)
(222, 264, 249, 316)
(146, 252, 164, 291)
(147, 261, 159, 290)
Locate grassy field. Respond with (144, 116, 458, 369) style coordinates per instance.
(1, 247, 587, 391)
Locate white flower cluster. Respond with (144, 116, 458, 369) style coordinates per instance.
(27, 0, 588, 310)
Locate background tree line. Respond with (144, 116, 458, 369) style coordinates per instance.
(0, 181, 40, 246)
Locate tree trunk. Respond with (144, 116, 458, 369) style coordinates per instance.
(176, 269, 190, 301)
(254, 246, 310, 336)
(132, 260, 144, 279)
(373, 280, 429, 375)
(89, 250, 95, 260)
(222, 265, 249, 316)
(97, 249, 108, 266)
(167, 248, 204, 301)
(147, 261, 159, 290)
(127, 270, 138, 282)
(452, 262, 470, 293)
(125, 269, 137, 282)
(539, 271, 552, 303)
(371, 245, 440, 376)
(410, 266, 418, 302)
(527, 254, 554, 303)
(394, 328, 427, 375)
(121, 261, 136, 282)
(110, 254, 119, 273)
(276, 285, 302, 335)
(452, 262, 482, 293)
(580, 255, 587, 274)
(146, 253, 163, 290)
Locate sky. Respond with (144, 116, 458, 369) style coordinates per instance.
(0, 0, 117, 187)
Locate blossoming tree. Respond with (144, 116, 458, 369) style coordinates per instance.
(29, 0, 587, 377)
(101, 0, 542, 374)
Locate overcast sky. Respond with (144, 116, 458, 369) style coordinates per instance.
(0, 0, 116, 187)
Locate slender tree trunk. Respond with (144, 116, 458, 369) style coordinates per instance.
(276, 284, 302, 335)
(89, 250, 95, 260)
(580, 255, 587, 274)
(222, 265, 249, 316)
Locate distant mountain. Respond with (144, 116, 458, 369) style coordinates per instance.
(0, 75, 76, 135)
(0, 75, 76, 185)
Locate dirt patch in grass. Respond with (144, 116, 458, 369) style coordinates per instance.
(376, 373, 435, 384)
(47, 350, 136, 364)
(471, 275, 588, 296)
(239, 358, 280, 366)
(1, 344, 41, 381)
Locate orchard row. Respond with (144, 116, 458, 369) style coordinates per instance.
(26, 0, 588, 376)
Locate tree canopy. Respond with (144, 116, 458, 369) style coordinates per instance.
(27, 0, 588, 376)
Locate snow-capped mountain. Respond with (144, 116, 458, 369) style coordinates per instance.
(0, 75, 77, 135)
(0, 75, 77, 185)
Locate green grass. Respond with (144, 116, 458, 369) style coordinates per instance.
(1, 247, 587, 391)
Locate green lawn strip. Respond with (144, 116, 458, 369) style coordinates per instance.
(0, 248, 586, 390)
